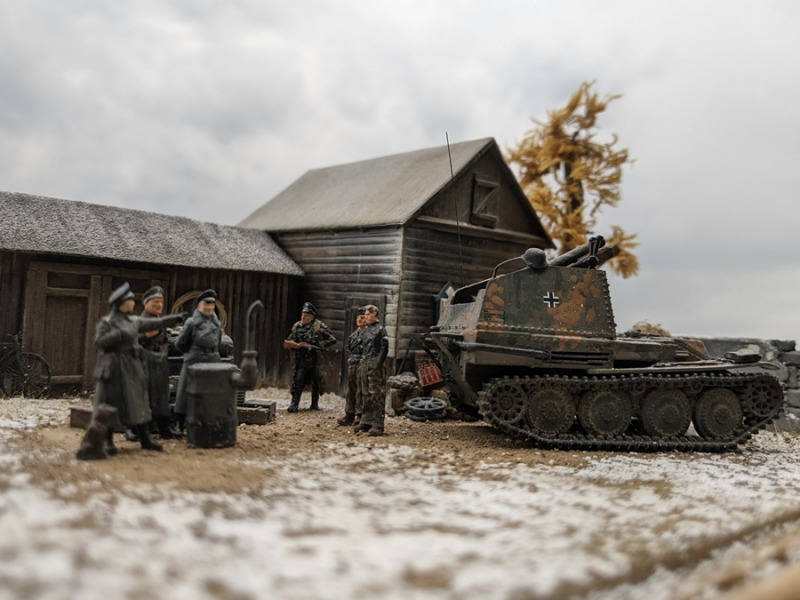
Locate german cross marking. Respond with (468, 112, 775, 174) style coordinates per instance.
(543, 292, 561, 308)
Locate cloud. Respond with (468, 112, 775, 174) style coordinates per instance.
(1, 0, 799, 340)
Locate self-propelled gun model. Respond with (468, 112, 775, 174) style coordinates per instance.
(426, 238, 783, 451)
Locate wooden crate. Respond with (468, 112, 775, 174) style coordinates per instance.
(416, 356, 443, 387)
(237, 399, 277, 425)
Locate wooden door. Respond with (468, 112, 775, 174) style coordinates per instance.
(23, 262, 166, 392)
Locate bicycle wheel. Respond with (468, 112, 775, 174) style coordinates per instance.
(1, 352, 51, 398)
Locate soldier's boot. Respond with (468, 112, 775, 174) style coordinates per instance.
(337, 413, 355, 426)
(287, 398, 299, 413)
(310, 396, 320, 411)
(125, 427, 139, 442)
(367, 428, 384, 437)
(157, 416, 175, 439)
(136, 424, 163, 452)
(354, 422, 372, 432)
(105, 428, 118, 456)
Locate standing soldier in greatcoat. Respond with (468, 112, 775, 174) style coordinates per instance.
(283, 302, 337, 413)
(92, 282, 185, 455)
(337, 307, 367, 426)
(173, 289, 233, 434)
(139, 286, 177, 439)
(355, 304, 389, 436)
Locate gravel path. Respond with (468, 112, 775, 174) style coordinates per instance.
(2, 392, 800, 600)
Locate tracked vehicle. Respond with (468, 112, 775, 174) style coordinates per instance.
(426, 238, 784, 451)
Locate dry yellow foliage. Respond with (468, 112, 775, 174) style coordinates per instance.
(507, 81, 639, 277)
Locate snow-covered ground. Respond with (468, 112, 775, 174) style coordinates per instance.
(2, 396, 800, 600)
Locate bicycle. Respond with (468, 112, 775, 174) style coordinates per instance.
(0, 333, 51, 398)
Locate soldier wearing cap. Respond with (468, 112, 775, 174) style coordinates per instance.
(355, 304, 389, 436)
(173, 289, 234, 433)
(138, 286, 177, 439)
(337, 307, 367, 426)
(283, 302, 337, 412)
(90, 282, 185, 456)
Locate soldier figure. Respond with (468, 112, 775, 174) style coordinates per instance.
(139, 286, 177, 439)
(283, 302, 336, 413)
(173, 289, 234, 433)
(355, 304, 389, 436)
(92, 282, 185, 455)
(337, 307, 367, 426)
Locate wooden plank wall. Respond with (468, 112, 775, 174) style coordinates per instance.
(276, 227, 403, 348)
(276, 227, 403, 392)
(167, 268, 301, 385)
(397, 225, 535, 359)
(0, 252, 299, 389)
(0, 252, 28, 344)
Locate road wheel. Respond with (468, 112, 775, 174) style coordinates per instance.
(578, 389, 631, 436)
(640, 388, 691, 437)
(693, 388, 742, 439)
(527, 388, 575, 437)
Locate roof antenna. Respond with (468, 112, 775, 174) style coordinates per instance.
(446, 132, 465, 287)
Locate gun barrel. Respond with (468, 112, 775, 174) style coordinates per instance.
(549, 236, 607, 268)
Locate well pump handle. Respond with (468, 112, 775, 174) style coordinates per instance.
(245, 300, 264, 352)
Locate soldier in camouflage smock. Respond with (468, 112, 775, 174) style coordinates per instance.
(355, 305, 388, 436)
(337, 307, 367, 426)
(283, 302, 337, 412)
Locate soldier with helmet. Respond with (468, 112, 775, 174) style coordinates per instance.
(283, 302, 337, 413)
(90, 282, 185, 456)
(337, 307, 367, 426)
(354, 304, 389, 436)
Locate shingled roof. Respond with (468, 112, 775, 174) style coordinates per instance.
(239, 137, 544, 234)
(0, 191, 303, 275)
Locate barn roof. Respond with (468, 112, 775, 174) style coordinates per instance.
(238, 137, 547, 236)
(0, 191, 304, 276)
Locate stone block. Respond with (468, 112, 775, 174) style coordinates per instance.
(70, 405, 125, 432)
(390, 389, 407, 413)
(785, 389, 800, 409)
(782, 351, 800, 367)
(69, 406, 93, 429)
(770, 339, 797, 353)
(787, 366, 798, 389)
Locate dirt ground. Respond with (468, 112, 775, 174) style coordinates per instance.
(3, 389, 800, 600)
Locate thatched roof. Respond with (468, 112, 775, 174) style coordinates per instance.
(0, 191, 303, 275)
(238, 137, 547, 236)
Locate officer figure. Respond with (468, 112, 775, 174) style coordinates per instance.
(139, 286, 176, 439)
(283, 302, 336, 413)
(92, 282, 185, 454)
(173, 289, 234, 432)
(337, 307, 367, 426)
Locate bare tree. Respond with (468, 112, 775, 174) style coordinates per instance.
(506, 81, 639, 277)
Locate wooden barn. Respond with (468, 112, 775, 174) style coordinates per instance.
(238, 137, 554, 386)
(0, 191, 304, 394)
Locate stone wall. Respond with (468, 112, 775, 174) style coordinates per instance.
(699, 337, 799, 432)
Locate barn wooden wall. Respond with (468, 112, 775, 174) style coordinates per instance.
(396, 225, 537, 359)
(0, 252, 299, 393)
(275, 227, 403, 392)
(0, 251, 29, 344)
(276, 227, 403, 346)
(168, 267, 300, 384)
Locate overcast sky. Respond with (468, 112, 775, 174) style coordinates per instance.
(2, 1, 799, 342)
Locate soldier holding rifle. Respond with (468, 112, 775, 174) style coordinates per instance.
(283, 302, 336, 413)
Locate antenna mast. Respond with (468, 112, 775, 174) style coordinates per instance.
(446, 132, 465, 287)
